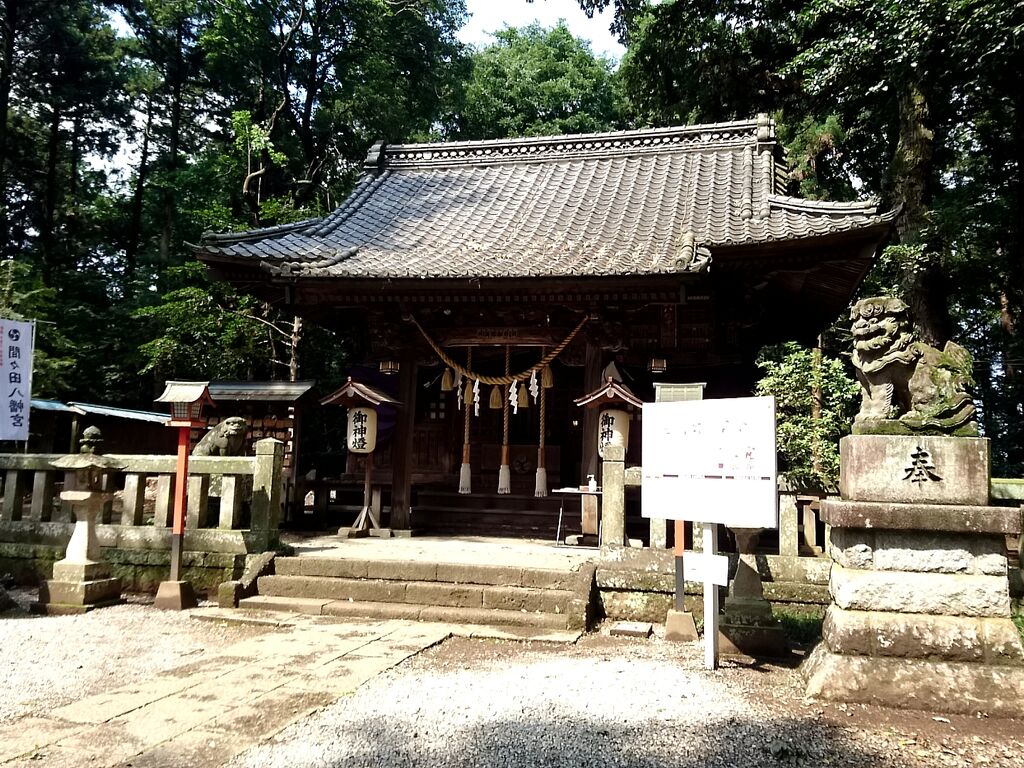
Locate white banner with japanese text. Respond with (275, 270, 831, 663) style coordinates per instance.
(0, 318, 34, 441)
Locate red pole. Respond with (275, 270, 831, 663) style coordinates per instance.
(673, 519, 685, 610)
(169, 425, 190, 581)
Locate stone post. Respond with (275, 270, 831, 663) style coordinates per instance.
(601, 444, 625, 548)
(218, 475, 243, 530)
(29, 470, 55, 522)
(778, 492, 800, 557)
(153, 475, 175, 527)
(250, 438, 284, 548)
(718, 527, 786, 656)
(122, 473, 146, 526)
(1, 469, 26, 521)
(803, 435, 1024, 718)
(186, 474, 210, 528)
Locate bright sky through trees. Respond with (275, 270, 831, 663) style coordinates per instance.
(458, 0, 624, 59)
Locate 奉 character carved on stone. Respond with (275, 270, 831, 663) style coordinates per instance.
(192, 416, 247, 456)
(849, 297, 977, 436)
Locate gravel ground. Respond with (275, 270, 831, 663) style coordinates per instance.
(3, 592, 1021, 768)
(231, 634, 1024, 768)
(0, 588, 266, 724)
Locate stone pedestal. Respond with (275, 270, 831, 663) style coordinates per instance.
(804, 435, 1024, 718)
(665, 608, 699, 642)
(718, 528, 787, 657)
(33, 490, 123, 615)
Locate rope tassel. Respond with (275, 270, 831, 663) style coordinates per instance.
(441, 368, 454, 392)
(489, 384, 503, 409)
(542, 365, 554, 388)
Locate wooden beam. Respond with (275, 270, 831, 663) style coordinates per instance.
(581, 339, 602, 485)
(389, 346, 418, 530)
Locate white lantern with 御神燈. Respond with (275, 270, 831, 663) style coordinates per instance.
(347, 407, 377, 454)
(598, 408, 630, 458)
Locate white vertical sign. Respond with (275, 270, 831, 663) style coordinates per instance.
(0, 319, 34, 441)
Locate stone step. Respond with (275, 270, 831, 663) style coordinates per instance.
(238, 595, 572, 629)
(257, 574, 573, 614)
(273, 557, 579, 590)
(416, 491, 564, 513)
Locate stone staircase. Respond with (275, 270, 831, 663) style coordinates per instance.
(413, 490, 579, 539)
(238, 556, 596, 630)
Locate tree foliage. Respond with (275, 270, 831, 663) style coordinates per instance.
(447, 22, 623, 140)
(755, 342, 859, 490)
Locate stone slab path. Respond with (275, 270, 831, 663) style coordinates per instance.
(0, 612, 577, 768)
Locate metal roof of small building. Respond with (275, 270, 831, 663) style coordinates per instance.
(207, 380, 315, 402)
(196, 116, 894, 281)
(69, 402, 170, 424)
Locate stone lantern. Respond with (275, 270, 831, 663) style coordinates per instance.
(34, 427, 125, 614)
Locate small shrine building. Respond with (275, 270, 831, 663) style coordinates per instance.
(196, 116, 894, 536)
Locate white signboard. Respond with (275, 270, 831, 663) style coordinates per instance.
(641, 396, 778, 529)
(682, 552, 730, 587)
(0, 319, 33, 441)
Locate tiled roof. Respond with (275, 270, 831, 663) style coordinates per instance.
(196, 116, 894, 280)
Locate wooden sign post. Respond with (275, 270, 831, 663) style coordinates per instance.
(642, 396, 777, 670)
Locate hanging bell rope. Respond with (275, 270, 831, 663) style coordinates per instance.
(409, 313, 587, 384)
(459, 348, 473, 494)
(498, 346, 511, 495)
(535, 379, 548, 497)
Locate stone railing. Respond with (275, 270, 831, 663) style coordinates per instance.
(595, 453, 1023, 624)
(0, 438, 284, 592)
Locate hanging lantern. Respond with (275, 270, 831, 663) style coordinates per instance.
(597, 408, 630, 458)
(346, 406, 377, 454)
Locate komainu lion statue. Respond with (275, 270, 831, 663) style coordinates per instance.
(192, 416, 247, 456)
(850, 297, 977, 436)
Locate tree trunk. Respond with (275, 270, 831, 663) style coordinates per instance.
(159, 20, 184, 263)
(891, 74, 950, 347)
(125, 97, 153, 282)
(41, 104, 61, 282)
(290, 315, 302, 382)
(0, 0, 17, 259)
(811, 337, 823, 477)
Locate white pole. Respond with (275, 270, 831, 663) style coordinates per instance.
(703, 522, 720, 670)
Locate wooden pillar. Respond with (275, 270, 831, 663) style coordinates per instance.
(581, 339, 602, 484)
(389, 347, 418, 530)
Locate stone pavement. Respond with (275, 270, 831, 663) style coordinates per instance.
(0, 612, 578, 768)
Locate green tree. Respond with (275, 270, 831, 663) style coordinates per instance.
(132, 262, 276, 381)
(0, 260, 75, 396)
(447, 22, 623, 140)
(755, 342, 859, 490)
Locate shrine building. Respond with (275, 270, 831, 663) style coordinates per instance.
(196, 115, 894, 538)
